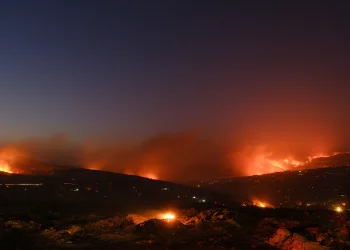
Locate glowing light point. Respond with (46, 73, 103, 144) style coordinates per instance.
(335, 206, 343, 213)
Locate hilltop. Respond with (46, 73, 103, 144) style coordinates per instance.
(0, 167, 236, 214)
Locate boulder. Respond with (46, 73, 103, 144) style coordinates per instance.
(269, 229, 330, 250)
(288, 233, 330, 250)
(278, 220, 300, 229)
(315, 233, 335, 247)
(306, 227, 320, 237)
(134, 219, 186, 236)
(127, 214, 148, 224)
(269, 228, 292, 247)
(335, 227, 349, 241)
(298, 241, 329, 250)
(184, 209, 240, 228)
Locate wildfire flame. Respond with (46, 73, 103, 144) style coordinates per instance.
(252, 199, 272, 208)
(243, 153, 303, 176)
(0, 146, 34, 174)
(0, 161, 12, 173)
(240, 149, 350, 177)
(160, 212, 175, 221)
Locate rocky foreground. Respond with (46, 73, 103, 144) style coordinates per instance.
(1, 207, 350, 249)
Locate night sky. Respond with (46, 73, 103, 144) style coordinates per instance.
(1, 1, 350, 180)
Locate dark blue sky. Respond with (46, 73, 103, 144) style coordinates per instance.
(1, 1, 350, 146)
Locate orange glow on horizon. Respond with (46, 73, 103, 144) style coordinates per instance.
(143, 173, 158, 180)
(86, 162, 101, 171)
(123, 169, 158, 180)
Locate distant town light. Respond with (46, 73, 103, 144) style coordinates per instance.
(5, 183, 42, 186)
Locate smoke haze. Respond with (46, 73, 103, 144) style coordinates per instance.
(1, 130, 349, 181)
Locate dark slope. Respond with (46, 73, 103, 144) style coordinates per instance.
(199, 165, 350, 208)
(0, 168, 236, 212)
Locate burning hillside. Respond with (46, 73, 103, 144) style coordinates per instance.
(0, 161, 12, 173)
(2, 134, 350, 181)
(0, 146, 56, 175)
(0, 147, 28, 174)
(234, 145, 350, 177)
